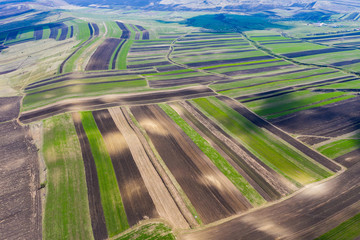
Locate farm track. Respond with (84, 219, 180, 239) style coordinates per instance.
(131, 104, 252, 224)
(175, 101, 296, 199)
(72, 113, 108, 240)
(181, 160, 360, 240)
(93, 109, 158, 226)
(108, 108, 190, 229)
(217, 96, 342, 172)
(86, 38, 122, 71)
(20, 86, 216, 123)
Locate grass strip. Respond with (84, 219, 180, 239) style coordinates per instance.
(192, 97, 332, 185)
(80, 111, 129, 236)
(117, 40, 133, 70)
(43, 114, 93, 240)
(113, 222, 175, 240)
(315, 213, 360, 240)
(160, 103, 265, 206)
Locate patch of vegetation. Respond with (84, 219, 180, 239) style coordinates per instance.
(113, 222, 175, 240)
(317, 139, 360, 159)
(43, 114, 93, 240)
(192, 97, 332, 186)
(316, 213, 360, 240)
(80, 111, 129, 236)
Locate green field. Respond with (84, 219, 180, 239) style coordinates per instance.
(42, 114, 93, 240)
(317, 139, 360, 159)
(192, 97, 332, 186)
(114, 222, 175, 240)
(316, 213, 360, 240)
(160, 103, 266, 206)
(80, 111, 129, 236)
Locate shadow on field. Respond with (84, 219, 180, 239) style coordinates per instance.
(173, 14, 292, 33)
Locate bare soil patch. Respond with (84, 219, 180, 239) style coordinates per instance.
(86, 38, 122, 71)
(0, 96, 21, 123)
(131, 105, 252, 224)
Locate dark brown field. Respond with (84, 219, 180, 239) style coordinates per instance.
(223, 64, 295, 76)
(283, 47, 353, 58)
(91, 23, 99, 36)
(217, 96, 342, 172)
(135, 25, 149, 40)
(34, 26, 43, 40)
(182, 160, 360, 240)
(131, 105, 252, 224)
(92, 109, 159, 226)
(174, 101, 295, 200)
(20, 86, 216, 123)
(272, 96, 360, 138)
(58, 27, 68, 41)
(116, 22, 130, 39)
(0, 96, 21, 122)
(72, 113, 108, 240)
(0, 121, 41, 240)
(85, 38, 122, 71)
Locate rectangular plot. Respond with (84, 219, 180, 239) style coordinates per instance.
(86, 38, 122, 71)
(58, 27, 68, 41)
(131, 105, 251, 224)
(92, 109, 158, 226)
(72, 113, 108, 240)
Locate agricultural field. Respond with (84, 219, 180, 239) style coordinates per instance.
(1, 1, 360, 240)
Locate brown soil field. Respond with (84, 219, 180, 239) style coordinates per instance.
(181, 160, 360, 240)
(88, 23, 93, 36)
(334, 149, 360, 168)
(217, 96, 342, 172)
(149, 75, 223, 88)
(207, 59, 282, 71)
(283, 47, 353, 58)
(331, 59, 360, 67)
(186, 56, 274, 68)
(85, 38, 122, 71)
(177, 102, 296, 199)
(223, 64, 295, 76)
(58, 27, 69, 41)
(130, 46, 169, 52)
(49, 26, 60, 39)
(92, 109, 159, 226)
(72, 113, 108, 240)
(128, 56, 165, 62)
(108, 108, 190, 229)
(0, 96, 21, 122)
(135, 25, 149, 40)
(70, 26, 74, 38)
(297, 136, 328, 146)
(91, 23, 99, 36)
(131, 105, 252, 224)
(129, 25, 140, 40)
(0, 121, 41, 239)
(34, 26, 43, 40)
(272, 96, 360, 139)
(116, 22, 130, 39)
(156, 65, 186, 72)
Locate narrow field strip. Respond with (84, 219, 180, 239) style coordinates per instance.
(131, 104, 252, 224)
(217, 96, 342, 173)
(192, 97, 333, 186)
(160, 103, 266, 206)
(80, 111, 129, 236)
(72, 113, 108, 240)
(92, 109, 159, 226)
(108, 107, 189, 229)
(43, 114, 94, 240)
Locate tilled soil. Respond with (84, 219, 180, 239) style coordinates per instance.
(131, 104, 252, 224)
(186, 56, 274, 68)
(182, 160, 360, 240)
(0, 121, 41, 240)
(272, 96, 360, 139)
(334, 148, 360, 168)
(0, 96, 21, 123)
(72, 113, 108, 240)
(86, 38, 122, 71)
(93, 109, 159, 226)
(109, 107, 190, 229)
